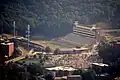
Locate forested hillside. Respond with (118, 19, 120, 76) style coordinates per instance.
(0, 0, 120, 37)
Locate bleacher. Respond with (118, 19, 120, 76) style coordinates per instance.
(73, 22, 96, 38)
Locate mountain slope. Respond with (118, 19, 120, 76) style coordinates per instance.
(0, 0, 120, 37)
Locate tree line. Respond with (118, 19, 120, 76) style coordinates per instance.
(0, 0, 120, 37)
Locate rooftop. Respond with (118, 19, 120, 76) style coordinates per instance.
(92, 63, 109, 67)
(46, 66, 76, 71)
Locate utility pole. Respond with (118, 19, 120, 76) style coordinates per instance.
(13, 21, 16, 37)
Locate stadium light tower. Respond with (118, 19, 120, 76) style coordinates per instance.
(26, 24, 30, 50)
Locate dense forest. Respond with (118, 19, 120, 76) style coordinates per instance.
(0, 0, 120, 37)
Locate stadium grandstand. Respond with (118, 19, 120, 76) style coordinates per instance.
(51, 21, 104, 47)
(73, 21, 101, 43)
(73, 21, 95, 38)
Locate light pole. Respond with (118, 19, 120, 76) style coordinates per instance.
(13, 21, 16, 37)
(26, 24, 30, 50)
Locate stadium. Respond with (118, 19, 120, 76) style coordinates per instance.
(51, 21, 100, 48)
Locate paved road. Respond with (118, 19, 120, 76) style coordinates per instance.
(5, 48, 34, 63)
(5, 56, 26, 63)
(6, 37, 44, 63)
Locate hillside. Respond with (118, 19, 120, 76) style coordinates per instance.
(0, 0, 120, 37)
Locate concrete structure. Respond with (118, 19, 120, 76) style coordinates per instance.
(73, 21, 101, 43)
(73, 21, 95, 38)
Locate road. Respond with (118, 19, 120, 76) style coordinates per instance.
(5, 56, 26, 63)
(5, 47, 34, 63)
(6, 37, 45, 63)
